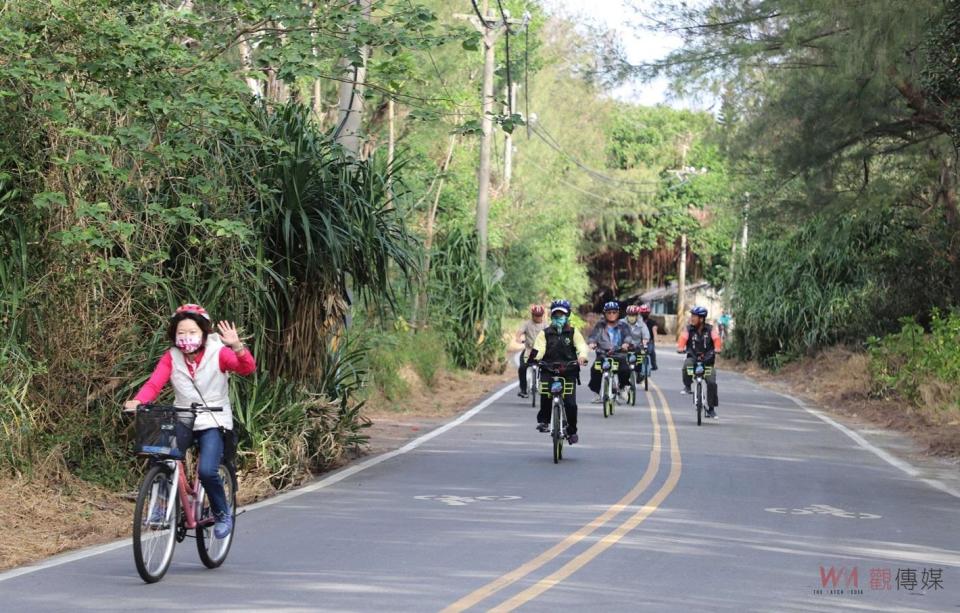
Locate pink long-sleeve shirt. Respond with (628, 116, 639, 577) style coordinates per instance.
(134, 346, 256, 404)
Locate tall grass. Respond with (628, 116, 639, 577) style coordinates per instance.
(430, 228, 507, 373)
(731, 208, 952, 367)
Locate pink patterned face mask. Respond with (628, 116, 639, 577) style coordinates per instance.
(176, 337, 203, 354)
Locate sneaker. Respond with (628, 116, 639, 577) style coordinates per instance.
(591, 395, 602, 404)
(536, 422, 549, 433)
(214, 513, 233, 539)
(148, 504, 168, 526)
(682, 386, 692, 395)
(706, 408, 718, 419)
(567, 433, 579, 444)
(617, 390, 627, 402)
(518, 391, 528, 399)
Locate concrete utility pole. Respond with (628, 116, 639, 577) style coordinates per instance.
(455, 4, 524, 265)
(741, 194, 750, 252)
(503, 82, 518, 192)
(677, 232, 687, 323)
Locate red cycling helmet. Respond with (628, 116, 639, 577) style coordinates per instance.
(173, 303, 211, 321)
(530, 304, 545, 316)
(639, 304, 651, 315)
(625, 305, 641, 315)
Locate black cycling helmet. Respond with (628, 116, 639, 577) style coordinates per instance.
(602, 300, 620, 313)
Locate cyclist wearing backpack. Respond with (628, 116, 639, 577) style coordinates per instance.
(587, 301, 632, 402)
(639, 304, 658, 371)
(123, 304, 256, 539)
(528, 299, 588, 443)
(677, 305, 722, 418)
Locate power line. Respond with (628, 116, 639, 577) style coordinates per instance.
(470, 0, 493, 28)
(553, 173, 657, 206)
(529, 121, 664, 188)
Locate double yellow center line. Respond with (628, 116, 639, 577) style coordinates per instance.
(443, 381, 682, 612)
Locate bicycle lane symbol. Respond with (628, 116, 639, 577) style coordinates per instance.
(765, 504, 881, 519)
(415, 495, 523, 507)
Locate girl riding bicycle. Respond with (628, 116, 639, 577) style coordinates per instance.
(124, 304, 256, 539)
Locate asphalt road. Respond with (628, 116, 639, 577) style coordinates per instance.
(2, 350, 959, 612)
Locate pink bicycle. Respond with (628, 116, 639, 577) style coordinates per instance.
(130, 403, 237, 583)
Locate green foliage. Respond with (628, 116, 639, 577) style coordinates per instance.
(869, 310, 960, 410)
(406, 328, 447, 387)
(430, 229, 506, 372)
(362, 327, 448, 401)
(922, 0, 960, 149)
(230, 340, 370, 489)
(731, 208, 952, 365)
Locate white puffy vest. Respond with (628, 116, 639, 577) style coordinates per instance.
(170, 334, 233, 431)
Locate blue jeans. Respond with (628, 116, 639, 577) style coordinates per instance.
(196, 428, 229, 518)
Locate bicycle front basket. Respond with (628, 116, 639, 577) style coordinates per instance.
(135, 407, 196, 459)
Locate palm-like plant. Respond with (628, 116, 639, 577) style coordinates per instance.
(250, 103, 418, 383)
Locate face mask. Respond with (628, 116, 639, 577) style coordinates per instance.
(551, 315, 567, 329)
(176, 336, 203, 353)
(627, 316, 638, 325)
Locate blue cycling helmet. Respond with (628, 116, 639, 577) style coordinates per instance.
(690, 305, 708, 317)
(602, 301, 620, 313)
(549, 299, 571, 315)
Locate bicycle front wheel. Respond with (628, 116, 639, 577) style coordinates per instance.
(696, 382, 703, 426)
(133, 463, 178, 583)
(531, 369, 538, 408)
(196, 463, 237, 568)
(552, 401, 563, 464)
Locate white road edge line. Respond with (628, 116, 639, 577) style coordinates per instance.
(771, 387, 960, 500)
(0, 379, 519, 583)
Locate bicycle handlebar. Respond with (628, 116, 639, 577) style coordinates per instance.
(126, 402, 224, 414)
(537, 360, 581, 374)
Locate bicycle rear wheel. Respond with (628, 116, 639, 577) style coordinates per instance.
(628, 372, 637, 406)
(133, 464, 178, 583)
(552, 401, 563, 464)
(196, 463, 237, 568)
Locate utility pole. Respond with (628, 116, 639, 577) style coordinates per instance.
(476, 1, 496, 264)
(503, 82, 517, 192)
(677, 233, 687, 327)
(741, 194, 750, 252)
(454, 5, 525, 265)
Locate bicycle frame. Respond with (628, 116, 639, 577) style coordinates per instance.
(149, 455, 211, 531)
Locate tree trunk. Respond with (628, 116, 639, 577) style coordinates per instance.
(238, 39, 263, 99)
(334, 0, 373, 159)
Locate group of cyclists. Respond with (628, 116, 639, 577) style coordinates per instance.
(516, 299, 723, 444)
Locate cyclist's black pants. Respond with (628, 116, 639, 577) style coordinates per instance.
(537, 374, 578, 434)
(587, 356, 630, 394)
(518, 353, 529, 394)
(682, 357, 718, 407)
